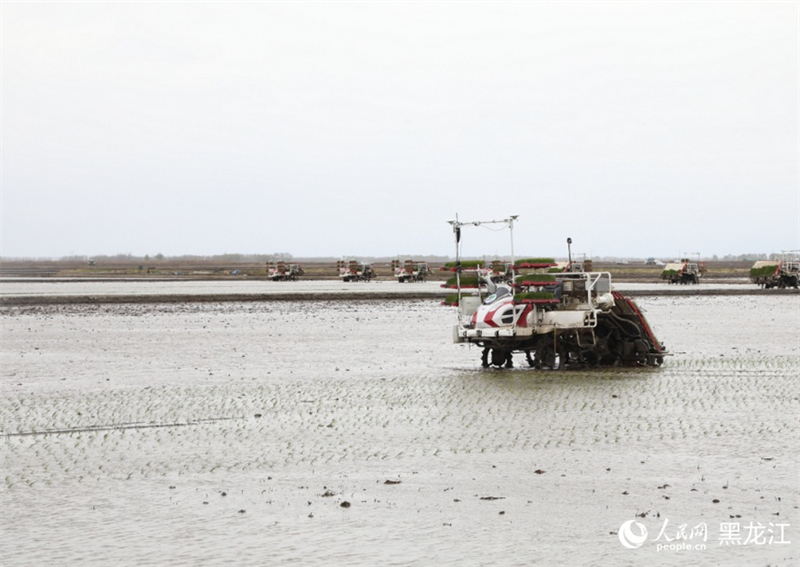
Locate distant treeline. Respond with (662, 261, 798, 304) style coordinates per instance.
(699, 253, 787, 261)
(0, 252, 788, 263)
(4, 253, 455, 263)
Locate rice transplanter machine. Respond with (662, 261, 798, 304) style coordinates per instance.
(445, 215, 666, 369)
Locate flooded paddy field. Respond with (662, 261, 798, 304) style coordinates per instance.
(0, 279, 785, 306)
(0, 279, 446, 304)
(1, 295, 798, 566)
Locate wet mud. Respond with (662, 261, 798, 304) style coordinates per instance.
(1, 296, 798, 565)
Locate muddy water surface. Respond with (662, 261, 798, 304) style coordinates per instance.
(1, 296, 798, 566)
(0, 279, 763, 301)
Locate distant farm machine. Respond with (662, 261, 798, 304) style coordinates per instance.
(750, 251, 800, 289)
(660, 255, 706, 284)
(552, 254, 593, 274)
(392, 259, 431, 282)
(338, 259, 377, 282)
(267, 261, 304, 281)
(445, 216, 666, 369)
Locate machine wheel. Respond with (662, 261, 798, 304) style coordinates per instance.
(581, 349, 600, 368)
(490, 349, 510, 368)
(481, 347, 490, 368)
(535, 342, 565, 370)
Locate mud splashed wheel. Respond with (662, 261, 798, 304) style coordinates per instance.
(581, 349, 600, 368)
(481, 347, 490, 368)
(535, 342, 565, 370)
(490, 349, 512, 368)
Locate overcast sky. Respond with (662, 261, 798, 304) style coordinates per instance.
(2, 2, 797, 260)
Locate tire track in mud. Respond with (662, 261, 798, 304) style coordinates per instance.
(2, 416, 241, 437)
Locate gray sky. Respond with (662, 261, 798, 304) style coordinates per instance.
(2, 2, 798, 259)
